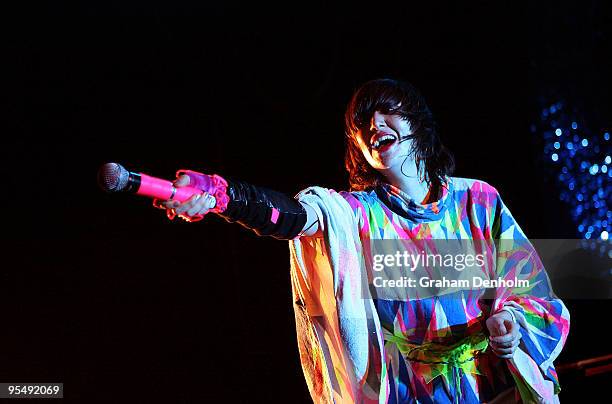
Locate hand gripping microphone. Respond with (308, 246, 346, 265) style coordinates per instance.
(97, 162, 204, 201)
(97, 162, 230, 220)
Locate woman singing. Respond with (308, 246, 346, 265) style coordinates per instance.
(155, 79, 570, 403)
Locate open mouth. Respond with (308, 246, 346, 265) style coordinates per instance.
(370, 133, 397, 152)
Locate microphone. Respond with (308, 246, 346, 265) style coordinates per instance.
(97, 162, 203, 202)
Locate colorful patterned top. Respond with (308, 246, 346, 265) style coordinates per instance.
(289, 176, 570, 403)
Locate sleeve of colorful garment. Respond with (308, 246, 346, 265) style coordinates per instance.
(288, 186, 389, 404)
(489, 187, 570, 403)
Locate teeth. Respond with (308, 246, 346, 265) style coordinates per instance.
(371, 134, 395, 149)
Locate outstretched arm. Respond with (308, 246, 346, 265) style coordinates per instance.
(156, 172, 321, 239)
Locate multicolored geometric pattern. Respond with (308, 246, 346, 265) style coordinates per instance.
(289, 176, 570, 403)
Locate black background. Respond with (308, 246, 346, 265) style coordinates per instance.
(3, 1, 610, 402)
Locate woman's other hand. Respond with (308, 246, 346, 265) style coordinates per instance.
(486, 310, 521, 359)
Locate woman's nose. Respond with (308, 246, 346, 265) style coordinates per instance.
(369, 111, 387, 131)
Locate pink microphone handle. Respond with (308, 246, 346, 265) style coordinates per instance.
(137, 173, 201, 202)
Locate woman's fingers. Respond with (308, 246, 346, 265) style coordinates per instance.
(175, 192, 217, 217)
(174, 174, 190, 187)
(155, 184, 217, 221)
(491, 339, 520, 358)
(491, 339, 514, 348)
(492, 346, 514, 355)
(153, 174, 215, 221)
(490, 322, 520, 344)
(490, 323, 521, 358)
(491, 337, 520, 351)
(165, 200, 179, 209)
(187, 195, 207, 216)
(176, 193, 203, 214)
(486, 312, 517, 338)
(490, 330, 520, 348)
(487, 316, 521, 359)
(187, 193, 216, 216)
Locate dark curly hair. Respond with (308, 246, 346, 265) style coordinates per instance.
(344, 78, 455, 193)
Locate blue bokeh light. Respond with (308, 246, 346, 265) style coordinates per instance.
(535, 100, 611, 254)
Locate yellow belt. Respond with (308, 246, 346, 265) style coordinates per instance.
(383, 329, 489, 402)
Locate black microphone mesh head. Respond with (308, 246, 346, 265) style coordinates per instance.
(98, 162, 130, 192)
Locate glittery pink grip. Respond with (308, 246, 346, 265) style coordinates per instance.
(175, 169, 230, 215)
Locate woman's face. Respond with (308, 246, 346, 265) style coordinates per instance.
(354, 109, 415, 172)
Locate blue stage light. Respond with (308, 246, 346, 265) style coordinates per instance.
(534, 100, 611, 254)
